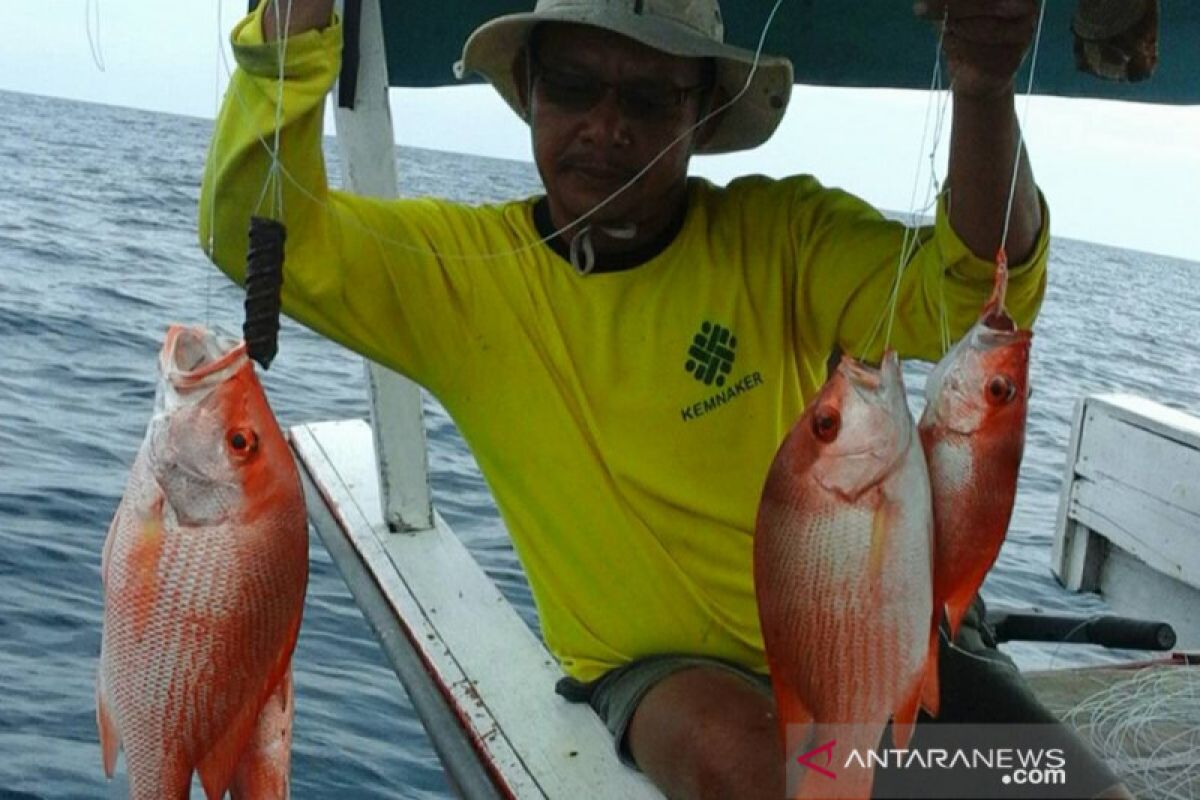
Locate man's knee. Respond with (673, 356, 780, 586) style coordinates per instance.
(626, 666, 782, 800)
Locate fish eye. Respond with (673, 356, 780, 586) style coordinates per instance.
(228, 428, 260, 455)
(986, 375, 1018, 405)
(812, 408, 841, 443)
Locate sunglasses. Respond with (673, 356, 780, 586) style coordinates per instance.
(531, 57, 708, 122)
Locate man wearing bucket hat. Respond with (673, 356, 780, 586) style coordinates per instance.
(202, 0, 1129, 796)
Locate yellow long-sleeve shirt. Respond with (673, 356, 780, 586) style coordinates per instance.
(200, 7, 1048, 682)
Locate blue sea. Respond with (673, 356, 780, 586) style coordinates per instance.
(1, 88, 1197, 799)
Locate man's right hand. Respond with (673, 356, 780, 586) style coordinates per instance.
(262, 0, 335, 40)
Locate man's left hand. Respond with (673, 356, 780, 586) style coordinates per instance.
(915, 0, 1040, 98)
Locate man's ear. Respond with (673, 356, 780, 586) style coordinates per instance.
(693, 85, 730, 151)
(512, 48, 532, 119)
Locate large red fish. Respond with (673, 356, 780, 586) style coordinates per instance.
(96, 324, 308, 799)
(756, 352, 938, 800)
(919, 279, 1031, 641)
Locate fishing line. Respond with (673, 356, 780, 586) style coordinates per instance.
(859, 7, 951, 362)
(999, 0, 1049, 273)
(1044, 612, 1117, 671)
(239, 0, 294, 370)
(253, 0, 294, 220)
(938, 624, 1023, 673)
(205, 0, 228, 330)
(865, 0, 1050, 362)
(1060, 665, 1200, 799)
(216, 0, 788, 265)
(85, 0, 106, 72)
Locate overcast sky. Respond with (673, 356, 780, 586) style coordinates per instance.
(2, 0, 1197, 262)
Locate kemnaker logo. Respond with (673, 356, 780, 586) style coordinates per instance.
(684, 321, 736, 387)
(679, 320, 764, 421)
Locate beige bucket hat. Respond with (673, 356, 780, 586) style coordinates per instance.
(454, 0, 794, 154)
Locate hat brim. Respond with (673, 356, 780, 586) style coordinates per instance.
(456, 10, 793, 154)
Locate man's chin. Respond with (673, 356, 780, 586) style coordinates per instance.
(561, 195, 639, 230)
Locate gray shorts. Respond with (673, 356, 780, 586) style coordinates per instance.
(553, 597, 1125, 797)
(555, 653, 771, 768)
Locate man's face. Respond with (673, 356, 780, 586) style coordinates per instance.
(525, 24, 710, 233)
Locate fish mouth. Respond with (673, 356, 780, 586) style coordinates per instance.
(972, 316, 1034, 353)
(837, 354, 884, 390)
(161, 325, 247, 390)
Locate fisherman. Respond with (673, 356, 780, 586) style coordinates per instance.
(201, 0, 1130, 796)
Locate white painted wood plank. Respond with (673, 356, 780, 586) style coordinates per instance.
(1071, 479, 1200, 591)
(295, 447, 505, 800)
(1101, 547, 1200, 651)
(1053, 397, 1103, 591)
(332, 0, 433, 532)
(292, 422, 536, 796)
(292, 420, 661, 799)
(1087, 394, 1200, 451)
(1076, 406, 1200, 518)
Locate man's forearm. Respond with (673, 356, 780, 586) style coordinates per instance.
(262, 0, 335, 40)
(945, 90, 1042, 265)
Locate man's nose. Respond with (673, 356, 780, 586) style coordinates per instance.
(579, 87, 632, 147)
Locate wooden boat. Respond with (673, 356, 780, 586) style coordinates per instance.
(282, 1, 1200, 796)
(1052, 394, 1200, 652)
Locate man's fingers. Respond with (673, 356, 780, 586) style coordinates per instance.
(915, 0, 1037, 22)
(942, 16, 1037, 46)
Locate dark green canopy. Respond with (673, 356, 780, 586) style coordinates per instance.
(376, 1, 1199, 104)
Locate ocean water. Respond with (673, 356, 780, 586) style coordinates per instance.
(1, 88, 1197, 799)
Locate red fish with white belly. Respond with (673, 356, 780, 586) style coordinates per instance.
(755, 352, 938, 800)
(919, 281, 1032, 641)
(96, 324, 308, 799)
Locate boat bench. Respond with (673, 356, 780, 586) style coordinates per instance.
(1052, 393, 1200, 650)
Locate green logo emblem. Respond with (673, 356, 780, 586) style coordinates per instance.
(685, 321, 737, 387)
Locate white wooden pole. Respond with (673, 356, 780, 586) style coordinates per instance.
(332, 0, 434, 532)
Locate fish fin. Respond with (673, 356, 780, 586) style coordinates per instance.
(198, 633, 301, 800)
(196, 692, 264, 800)
(892, 656, 927, 751)
(918, 625, 941, 721)
(770, 679, 815, 768)
(772, 681, 814, 729)
(945, 592, 973, 642)
(95, 674, 120, 777)
(230, 669, 294, 800)
(867, 508, 889, 583)
(122, 493, 167, 639)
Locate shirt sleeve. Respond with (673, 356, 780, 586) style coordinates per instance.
(197, 5, 494, 395)
(789, 179, 1049, 365)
